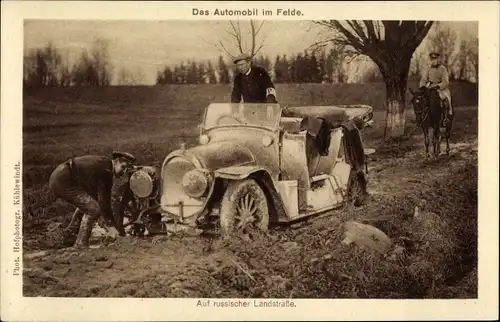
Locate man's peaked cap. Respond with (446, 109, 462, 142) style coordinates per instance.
(233, 52, 252, 64)
(112, 151, 136, 163)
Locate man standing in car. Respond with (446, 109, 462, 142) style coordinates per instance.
(231, 53, 278, 104)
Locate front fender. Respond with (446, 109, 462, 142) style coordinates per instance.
(214, 166, 289, 223)
(214, 165, 267, 180)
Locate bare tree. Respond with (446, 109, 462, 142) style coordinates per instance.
(456, 39, 470, 81)
(206, 60, 217, 84)
(467, 36, 478, 82)
(23, 49, 38, 88)
(118, 67, 145, 85)
(208, 20, 268, 61)
(311, 20, 434, 139)
(72, 38, 114, 86)
(454, 35, 478, 83)
(90, 38, 113, 86)
(217, 55, 230, 84)
(409, 50, 424, 82)
(59, 49, 72, 86)
(23, 42, 65, 88)
(72, 51, 96, 86)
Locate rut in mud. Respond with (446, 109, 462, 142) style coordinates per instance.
(23, 136, 478, 299)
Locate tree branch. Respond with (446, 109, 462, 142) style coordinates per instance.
(254, 43, 265, 57)
(382, 20, 401, 45)
(229, 21, 244, 54)
(254, 20, 265, 36)
(408, 21, 434, 50)
(347, 20, 370, 44)
(328, 20, 366, 52)
(308, 37, 338, 51)
(254, 24, 269, 57)
(363, 20, 380, 45)
(236, 20, 242, 39)
(250, 20, 257, 57)
(345, 52, 361, 64)
(211, 20, 269, 59)
(215, 41, 236, 60)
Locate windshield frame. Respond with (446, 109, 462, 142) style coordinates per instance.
(201, 103, 282, 132)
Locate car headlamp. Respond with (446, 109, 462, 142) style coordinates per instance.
(199, 134, 210, 145)
(130, 170, 155, 198)
(262, 136, 273, 147)
(181, 169, 210, 198)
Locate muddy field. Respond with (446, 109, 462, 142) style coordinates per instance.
(22, 85, 478, 298)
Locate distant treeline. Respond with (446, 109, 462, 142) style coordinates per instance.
(24, 22, 478, 89)
(23, 39, 114, 89)
(156, 50, 380, 85)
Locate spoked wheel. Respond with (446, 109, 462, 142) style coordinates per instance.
(346, 171, 368, 207)
(123, 198, 151, 237)
(219, 179, 269, 239)
(133, 223, 146, 237)
(121, 201, 141, 236)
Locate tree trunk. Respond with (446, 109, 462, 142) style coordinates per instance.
(384, 76, 407, 138)
(375, 53, 411, 140)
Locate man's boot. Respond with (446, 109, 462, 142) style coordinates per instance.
(74, 214, 95, 248)
(65, 208, 84, 234)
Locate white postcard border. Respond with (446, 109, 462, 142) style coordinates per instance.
(1, 1, 498, 321)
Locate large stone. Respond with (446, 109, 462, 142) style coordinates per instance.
(152, 235, 169, 244)
(24, 251, 47, 260)
(281, 241, 299, 252)
(91, 224, 109, 237)
(342, 221, 392, 254)
(165, 224, 203, 236)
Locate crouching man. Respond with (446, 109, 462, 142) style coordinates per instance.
(48, 151, 136, 248)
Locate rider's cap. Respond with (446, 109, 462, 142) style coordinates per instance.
(429, 52, 440, 59)
(112, 151, 136, 163)
(233, 52, 252, 64)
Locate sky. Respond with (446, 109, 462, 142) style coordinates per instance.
(24, 20, 478, 85)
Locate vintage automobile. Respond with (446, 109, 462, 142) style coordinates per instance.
(128, 102, 374, 237)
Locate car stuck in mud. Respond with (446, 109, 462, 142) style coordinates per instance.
(125, 102, 374, 238)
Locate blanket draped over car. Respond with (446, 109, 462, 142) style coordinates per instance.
(300, 116, 365, 171)
(341, 119, 366, 171)
(300, 116, 334, 156)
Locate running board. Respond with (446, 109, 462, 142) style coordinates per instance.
(277, 203, 344, 223)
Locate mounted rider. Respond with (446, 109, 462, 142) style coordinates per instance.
(419, 51, 453, 125)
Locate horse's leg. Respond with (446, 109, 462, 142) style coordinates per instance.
(423, 127, 430, 159)
(437, 126, 442, 157)
(431, 127, 436, 158)
(432, 126, 440, 159)
(436, 125, 442, 156)
(446, 123, 451, 156)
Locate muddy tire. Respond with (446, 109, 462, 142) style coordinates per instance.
(347, 171, 368, 207)
(219, 179, 269, 237)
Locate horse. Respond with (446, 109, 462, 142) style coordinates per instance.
(409, 86, 453, 159)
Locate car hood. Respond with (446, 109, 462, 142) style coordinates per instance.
(172, 141, 256, 171)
